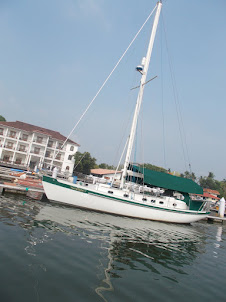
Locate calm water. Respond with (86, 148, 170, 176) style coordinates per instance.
(0, 193, 225, 302)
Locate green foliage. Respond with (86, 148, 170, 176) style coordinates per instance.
(182, 171, 196, 181)
(98, 163, 116, 170)
(199, 174, 217, 190)
(0, 115, 6, 121)
(73, 151, 97, 175)
(142, 163, 168, 173)
(198, 172, 226, 198)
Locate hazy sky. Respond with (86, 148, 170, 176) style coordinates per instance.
(0, 0, 225, 180)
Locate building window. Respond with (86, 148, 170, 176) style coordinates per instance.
(56, 154, 61, 160)
(6, 142, 14, 149)
(19, 145, 26, 152)
(37, 136, 43, 144)
(15, 158, 22, 164)
(66, 166, 70, 170)
(58, 143, 63, 149)
(48, 141, 53, 147)
(22, 134, 28, 141)
(68, 155, 73, 160)
(3, 155, 10, 162)
(0, 128, 3, 135)
(9, 131, 16, 138)
(70, 146, 74, 151)
(34, 147, 40, 154)
(45, 151, 51, 158)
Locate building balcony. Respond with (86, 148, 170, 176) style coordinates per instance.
(32, 140, 47, 145)
(17, 148, 27, 153)
(0, 158, 27, 167)
(47, 142, 55, 148)
(8, 135, 17, 139)
(30, 150, 44, 156)
(45, 153, 53, 159)
(4, 145, 15, 150)
(19, 137, 30, 142)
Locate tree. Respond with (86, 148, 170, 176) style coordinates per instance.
(199, 173, 217, 190)
(208, 172, 215, 179)
(0, 115, 6, 121)
(98, 163, 116, 170)
(142, 163, 168, 173)
(182, 171, 196, 181)
(73, 151, 97, 175)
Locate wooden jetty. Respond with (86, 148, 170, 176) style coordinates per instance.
(0, 182, 45, 200)
(206, 213, 226, 224)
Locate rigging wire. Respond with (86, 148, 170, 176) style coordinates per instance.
(161, 11, 192, 173)
(57, 5, 158, 155)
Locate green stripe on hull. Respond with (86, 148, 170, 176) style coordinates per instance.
(42, 176, 208, 216)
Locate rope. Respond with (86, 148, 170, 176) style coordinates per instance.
(58, 5, 157, 153)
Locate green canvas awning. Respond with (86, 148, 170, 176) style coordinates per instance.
(132, 165, 203, 194)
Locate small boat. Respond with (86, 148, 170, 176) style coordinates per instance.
(42, 1, 209, 224)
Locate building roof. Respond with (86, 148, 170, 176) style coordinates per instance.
(91, 169, 122, 175)
(0, 121, 79, 146)
(194, 192, 220, 200)
(203, 188, 220, 196)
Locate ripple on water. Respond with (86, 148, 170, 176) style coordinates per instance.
(0, 194, 226, 302)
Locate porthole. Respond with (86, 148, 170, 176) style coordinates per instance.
(85, 183, 88, 186)
(173, 203, 177, 207)
(124, 194, 129, 198)
(108, 191, 114, 194)
(151, 200, 156, 203)
(159, 201, 164, 205)
(142, 198, 147, 201)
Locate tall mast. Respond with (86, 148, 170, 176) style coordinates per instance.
(120, 1, 162, 189)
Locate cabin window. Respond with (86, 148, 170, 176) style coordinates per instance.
(159, 201, 164, 205)
(70, 146, 74, 151)
(151, 200, 156, 203)
(124, 194, 129, 198)
(142, 198, 147, 201)
(173, 203, 177, 207)
(108, 191, 114, 194)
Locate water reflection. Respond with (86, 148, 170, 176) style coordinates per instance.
(213, 226, 222, 258)
(0, 195, 207, 302)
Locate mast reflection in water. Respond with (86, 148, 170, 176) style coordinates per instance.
(0, 194, 225, 302)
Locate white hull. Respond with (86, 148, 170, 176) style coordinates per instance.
(42, 176, 209, 224)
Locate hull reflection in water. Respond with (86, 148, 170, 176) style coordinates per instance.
(35, 203, 205, 300)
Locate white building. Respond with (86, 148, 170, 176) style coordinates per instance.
(0, 121, 79, 175)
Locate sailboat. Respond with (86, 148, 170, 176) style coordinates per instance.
(42, 1, 210, 224)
